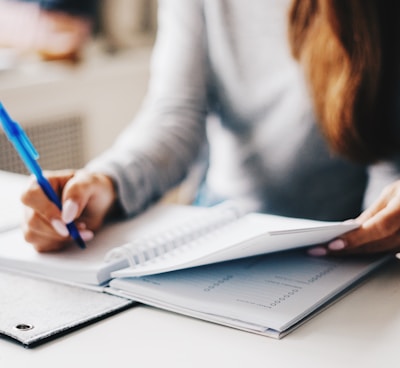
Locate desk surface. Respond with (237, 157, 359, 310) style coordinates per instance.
(1, 171, 400, 367)
(0, 170, 27, 231)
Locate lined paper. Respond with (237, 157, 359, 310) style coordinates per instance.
(109, 250, 386, 334)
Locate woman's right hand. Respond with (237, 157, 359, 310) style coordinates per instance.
(21, 169, 118, 252)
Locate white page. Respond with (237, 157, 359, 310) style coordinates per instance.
(0, 204, 205, 285)
(111, 213, 358, 277)
(109, 251, 387, 335)
(0, 197, 358, 285)
(0, 171, 28, 232)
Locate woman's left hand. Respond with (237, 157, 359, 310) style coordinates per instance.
(309, 180, 400, 256)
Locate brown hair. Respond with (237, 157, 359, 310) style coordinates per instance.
(288, 0, 400, 163)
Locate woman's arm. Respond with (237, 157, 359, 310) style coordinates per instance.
(86, 0, 209, 216)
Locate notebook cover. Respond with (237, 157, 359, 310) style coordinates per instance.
(0, 270, 135, 348)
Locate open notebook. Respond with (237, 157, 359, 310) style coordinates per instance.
(0, 200, 388, 339)
(0, 200, 359, 285)
(108, 250, 388, 338)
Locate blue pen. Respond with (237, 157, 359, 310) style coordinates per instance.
(0, 102, 86, 249)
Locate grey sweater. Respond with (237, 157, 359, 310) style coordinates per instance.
(87, 0, 400, 221)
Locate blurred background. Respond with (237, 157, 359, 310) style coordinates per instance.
(0, 0, 157, 174)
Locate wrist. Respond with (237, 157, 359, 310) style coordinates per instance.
(100, 174, 124, 219)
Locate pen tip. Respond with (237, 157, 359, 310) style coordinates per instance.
(75, 236, 86, 250)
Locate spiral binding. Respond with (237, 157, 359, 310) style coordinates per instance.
(104, 201, 246, 267)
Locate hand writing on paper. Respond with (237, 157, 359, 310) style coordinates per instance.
(21, 170, 117, 252)
(309, 180, 400, 257)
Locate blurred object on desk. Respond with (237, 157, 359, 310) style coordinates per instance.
(0, 43, 151, 173)
(0, 0, 93, 62)
(0, 48, 18, 72)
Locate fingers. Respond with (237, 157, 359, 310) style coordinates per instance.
(20, 169, 116, 252)
(354, 236, 400, 254)
(309, 234, 400, 257)
(358, 187, 400, 232)
(308, 223, 400, 257)
(308, 181, 400, 257)
(21, 170, 75, 251)
(22, 206, 71, 252)
(342, 186, 400, 252)
(21, 171, 74, 222)
(20, 170, 87, 251)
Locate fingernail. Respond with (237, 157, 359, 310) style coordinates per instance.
(51, 219, 69, 237)
(308, 247, 328, 257)
(62, 199, 79, 224)
(79, 229, 94, 241)
(328, 239, 346, 251)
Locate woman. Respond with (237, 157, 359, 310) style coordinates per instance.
(21, 0, 400, 257)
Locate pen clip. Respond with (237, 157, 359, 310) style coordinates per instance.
(0, 102, 39, 160)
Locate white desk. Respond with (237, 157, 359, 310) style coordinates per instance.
(1, 171, 400, 367)
(0, 170, 28, 231)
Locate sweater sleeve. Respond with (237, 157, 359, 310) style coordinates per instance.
(86, 0, 209, 216)
(363, 156, 400, 210)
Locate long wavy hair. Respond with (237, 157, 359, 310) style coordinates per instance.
(288, 0, 400, 163)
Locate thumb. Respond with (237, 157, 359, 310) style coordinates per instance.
(61, 198, 80, 224)
(60, 170, 94, 223)
(60, 170, 117, 230)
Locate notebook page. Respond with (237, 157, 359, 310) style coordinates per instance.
(111, 213, 358, 277)
(0, 171, 28, 232)
(0, 204, 207, 285)
(109, 251, 385, 332)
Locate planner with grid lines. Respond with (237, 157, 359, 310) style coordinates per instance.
(0, 199, 388, 339)
(0, 199, 360, 285)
